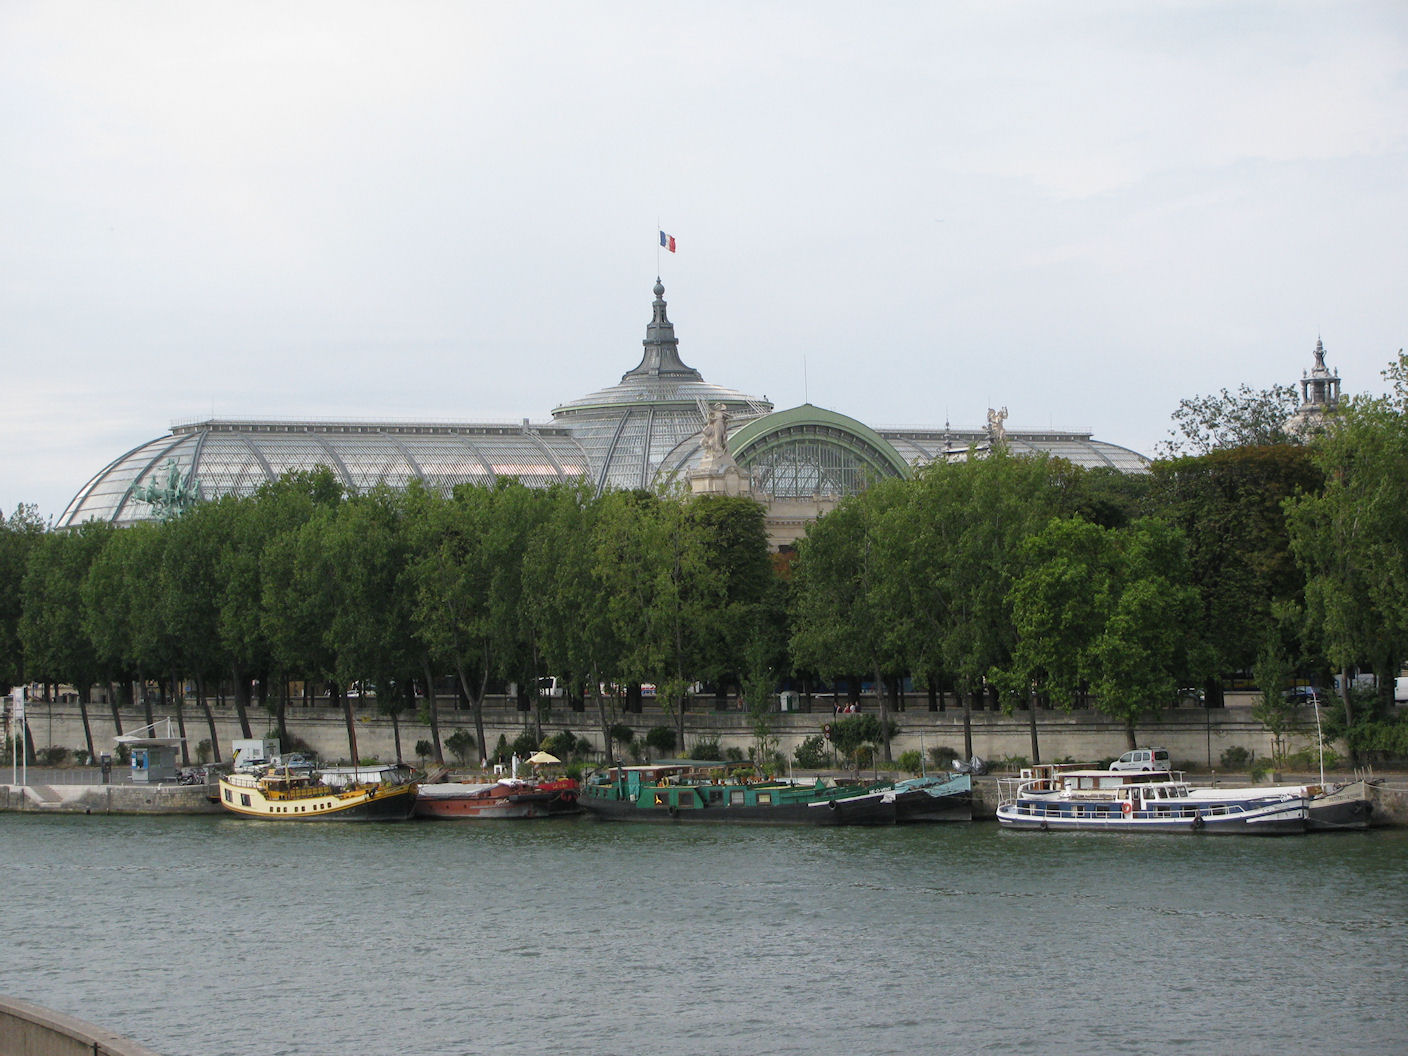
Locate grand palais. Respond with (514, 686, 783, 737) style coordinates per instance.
(57, 278, 1151, 548)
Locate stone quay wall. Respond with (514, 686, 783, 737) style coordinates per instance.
(13, 696, 1326, 773)
(0, 994, 163, 1056)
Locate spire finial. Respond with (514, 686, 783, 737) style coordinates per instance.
(622, 278, 702, 381)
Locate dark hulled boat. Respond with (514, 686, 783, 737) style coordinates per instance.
(579, 764, 897, 826)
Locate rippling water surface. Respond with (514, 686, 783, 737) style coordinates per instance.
(3, 814, 1405, 1056)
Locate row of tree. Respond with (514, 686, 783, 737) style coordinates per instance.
(2, 473, 781, 768)
(5, 353, 1408, 767)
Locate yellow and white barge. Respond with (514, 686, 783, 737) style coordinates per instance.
(218, 766, 417, 821)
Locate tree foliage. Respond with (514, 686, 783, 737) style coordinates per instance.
(1157, 382, 1302, 458)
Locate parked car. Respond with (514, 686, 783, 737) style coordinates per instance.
(1109, 747, 1171, 772)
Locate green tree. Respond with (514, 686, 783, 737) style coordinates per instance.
(523, 481, 625, 762)
(998, 516, 1200, 750)
(1147, 445, 1322, 704)
(1157, 382, 1302, 458)
(409, 483, 498, 763)
(889, 451, 1073, 761)
(0, 504, 46, 691)
(19, 522, 111, 761)
(592, 491, 711, 752)
(1286, 351, 1408, 737)
(1251, 631, 1298, 761)
(791, 481, 910, 761)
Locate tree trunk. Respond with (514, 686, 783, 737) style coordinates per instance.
(341, 683, 360, 766)
(874, 666, 892, 763)
(593, 665, 613, 765)
(421, 656, 444, 764)
(453, 659, 488, 770)
(108, 681, 125, 736)
(140, 674, 155, 729)
(231, 665, 254, 739)
(1028, 694, 1041, 765)
(961, 686, 973, 761)
(77, 684, 97, 765)
(170, 672, 191, 765)
(273, 674, 288, 743)
(1340, 666, 1355, 764)
(198, 673, 221, 763)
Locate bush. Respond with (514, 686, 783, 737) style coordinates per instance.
(1285, 745, 1341, 770)
(542, 731, 588, 761)
(897, 750, 923, 776)
(492, 734, 511, 764)
(928, 745, 960, 769)
(793, 734, 829, 770)
(38, 746, 70, 766)
(1220, 745, 1252, 769)
(1249, 758, 1278, 782)
(196, 739, 213, 764)
(749, 747, 786, 775)
(414, 739, 434, 764)
(724, 746, 745, 762)
(1346, 717, 1408, 762)
(689, 737, 723, 760)
(445, 729, 476, 766)
(608, 723, 635, 748)
(510, 731, 539, 760)
(645, 726, 676, 756)
(853, 744, 875, 769)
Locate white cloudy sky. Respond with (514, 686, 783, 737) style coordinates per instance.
(3, 1, 1406, 521)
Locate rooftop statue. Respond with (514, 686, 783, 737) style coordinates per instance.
(701, 402, 730, 458)
(986, 406, 1009, 445)
(132, 458, 203, 520)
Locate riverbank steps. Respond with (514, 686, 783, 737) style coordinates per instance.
(1, 994, 162, 1056)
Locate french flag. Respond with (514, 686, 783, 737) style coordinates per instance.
(659, 231, 676, 253)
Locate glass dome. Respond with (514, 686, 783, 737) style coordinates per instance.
(57, 278, 1149, 529)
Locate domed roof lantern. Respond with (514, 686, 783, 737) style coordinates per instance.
(622, 278, 702, 382)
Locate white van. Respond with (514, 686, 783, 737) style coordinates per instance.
(1109, 747, 1171, 772)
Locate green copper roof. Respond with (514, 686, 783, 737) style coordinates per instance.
(728, 404, 912, 479)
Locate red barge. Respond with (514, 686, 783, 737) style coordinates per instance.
(413, 777, 578, 819)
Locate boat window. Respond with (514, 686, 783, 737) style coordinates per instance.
(756, 792, 772, 805)
(729, 790, 746, 806)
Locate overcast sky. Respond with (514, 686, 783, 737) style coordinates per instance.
(4, 1, 1406, 522)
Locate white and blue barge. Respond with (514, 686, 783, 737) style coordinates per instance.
(996, 765, 1308, 835)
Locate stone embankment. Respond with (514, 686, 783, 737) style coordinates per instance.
(0, 782, 220, 814)
(1367, 778, 1408, 826)
(0, 994, 163, 1056)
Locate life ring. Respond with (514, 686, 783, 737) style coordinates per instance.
(1121, 801, 1133, 815)
(828, 799, 840, 811)
(1039, 820, 1049, 832)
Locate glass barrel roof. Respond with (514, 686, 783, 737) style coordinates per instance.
(879, 428, 1150, 473)
(57, 420, 591, 527)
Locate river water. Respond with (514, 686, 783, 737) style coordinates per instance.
(2, 814, 1405, 1056)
